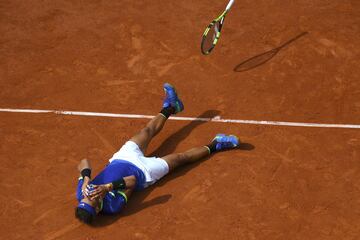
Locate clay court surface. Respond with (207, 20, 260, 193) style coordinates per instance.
(1, 0, 360, 239)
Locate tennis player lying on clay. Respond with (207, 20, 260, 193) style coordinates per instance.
(75, 83, 239, 224)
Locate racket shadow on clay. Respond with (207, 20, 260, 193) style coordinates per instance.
(233, 32, 308, 72)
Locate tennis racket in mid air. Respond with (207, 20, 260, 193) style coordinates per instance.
(201, 0, 235, 55)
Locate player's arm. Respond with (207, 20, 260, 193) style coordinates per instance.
(108, 175, 137, 191)
(87, 175, 137, 200)
(105, 175, 136, 202)
(77, 158, 92, 193)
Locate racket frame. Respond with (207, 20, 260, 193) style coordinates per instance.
(201, 0, 235, 55)
(201, 10, 228, 55)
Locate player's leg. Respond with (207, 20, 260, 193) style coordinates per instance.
(130, 83, 184, 153)
(162, 134, 239, 172)
(162, 146, 209, 172)
(130, 114, 168, 153)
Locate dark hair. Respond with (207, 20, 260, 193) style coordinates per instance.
(75, 207, 94, 224)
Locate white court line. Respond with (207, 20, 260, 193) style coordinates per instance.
(0, 108, 360, 129)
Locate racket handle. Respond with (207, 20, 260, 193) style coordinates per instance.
(225, 0, 235, 11)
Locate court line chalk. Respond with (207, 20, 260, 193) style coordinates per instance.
(0, 108, 359, 129)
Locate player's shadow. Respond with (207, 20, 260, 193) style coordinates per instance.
(92, 110, 222, 227)
(147, 109, 222, 157)
(233, 31, 308, 72)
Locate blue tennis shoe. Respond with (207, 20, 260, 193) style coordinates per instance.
(163, 83, 184, 114)
(213, 134, 239, 151)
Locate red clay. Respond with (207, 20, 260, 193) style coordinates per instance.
(1, 0, 360, 239)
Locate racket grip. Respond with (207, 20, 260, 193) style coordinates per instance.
(225, 0, 235, 11)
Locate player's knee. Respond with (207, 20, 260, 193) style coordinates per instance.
(141, 127, 154, 138)
(176, 152, 189, 163)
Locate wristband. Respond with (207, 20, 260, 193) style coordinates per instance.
(81, 168, 91, 179)
(112, 178, 126, 190)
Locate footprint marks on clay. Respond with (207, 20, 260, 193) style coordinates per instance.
(182, 179, 213, 203)
(315, 38, 353, 58)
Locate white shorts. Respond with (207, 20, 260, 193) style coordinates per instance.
(109, 141, 169, 188)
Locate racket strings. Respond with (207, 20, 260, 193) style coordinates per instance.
(201, 20, 223, 54)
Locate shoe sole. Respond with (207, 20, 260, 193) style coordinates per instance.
(163, 83, 183, 113)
